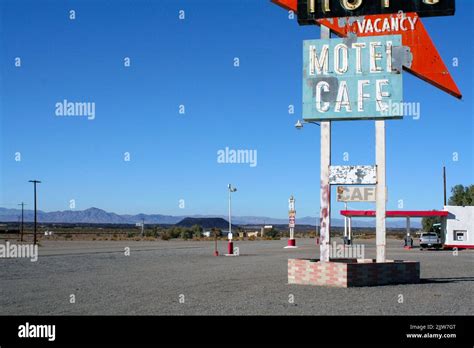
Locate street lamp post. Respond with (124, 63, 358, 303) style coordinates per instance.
(227, 184, 237, 255)
(29, 180, 41, 245)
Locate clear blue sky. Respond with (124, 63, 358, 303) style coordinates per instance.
(0, 0, 472, 219)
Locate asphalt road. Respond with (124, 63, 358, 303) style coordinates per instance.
(1, 238, 472, 315)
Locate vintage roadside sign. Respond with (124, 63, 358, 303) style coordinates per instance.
(272, 0, 462, 99)
(289, 211, 296, 227)
(297, 0, 455, 24)
(329, 165, 376, 185)
(303, 35, 403, 120)
(337, 186, 376, 202)
(317, 13, 462, 98)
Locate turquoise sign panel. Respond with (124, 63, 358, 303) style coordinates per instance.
(303, 34, 404, 120)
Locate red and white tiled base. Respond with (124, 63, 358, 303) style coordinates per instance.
(288, 258, 420, 287)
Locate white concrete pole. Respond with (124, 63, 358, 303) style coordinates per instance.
(376, 120, 386, 263)
(344, 216, 347, 240)
(319, 25, 331, 263)
(348, 216, 352, 242)
(344, 202, 348, 242)
(406, 217, 411, 246)
(407, 217, 411, 237)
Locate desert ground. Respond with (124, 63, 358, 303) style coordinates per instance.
(1, 237, 472, 315)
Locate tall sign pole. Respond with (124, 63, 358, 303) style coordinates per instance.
(319, 26, 331, 263)
(286, 195, 297, 248)
(375, 121, 387, 263)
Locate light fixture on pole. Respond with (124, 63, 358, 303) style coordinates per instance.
(295, 119, 320, 130)
(226, 184, 237, 256)
(28, 180, 41, 246)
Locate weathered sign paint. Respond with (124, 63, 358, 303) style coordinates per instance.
(329, 165, 377, 185)
(317, 13, 462, 99)
(337, 186, 376, 202)
(297, 0, 455, 24)
(271, 0, 462, 99)
(303, 35, 403, 120)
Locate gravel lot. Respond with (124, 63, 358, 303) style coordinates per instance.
(0, 238, 472, 315)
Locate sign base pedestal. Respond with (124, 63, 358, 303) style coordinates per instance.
(284, 239, 298, 249)
(288, 258, 420, 287)
(225, 241, 233, 255)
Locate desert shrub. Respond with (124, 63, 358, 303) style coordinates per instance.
(161, 232, 170, 241)
(127, 232, 135, 238)
(191, 224, 203, 238)
(168, 227, 182, 239)
(180, 229, 194, 240)
(145, 230, 158, 238)
(248, 235, 256, 241)
(265, 228, 280, 239)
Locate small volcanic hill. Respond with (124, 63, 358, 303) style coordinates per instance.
(175, 217, 237, 230)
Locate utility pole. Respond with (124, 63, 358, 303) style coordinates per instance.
(29, 180, 41, 245)
(141, 218, 145, 237)
(18, 202, 26, 242)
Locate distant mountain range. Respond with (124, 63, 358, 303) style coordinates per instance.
(0, 207, 420, 228)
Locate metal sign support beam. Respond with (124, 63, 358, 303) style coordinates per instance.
(319, 25, 331, 263)
(375, 120, 386, 263)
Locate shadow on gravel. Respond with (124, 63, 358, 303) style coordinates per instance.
(421, 277, 474, 284)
